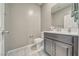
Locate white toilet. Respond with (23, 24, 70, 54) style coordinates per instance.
(34, 32, 44, 50)
(29, 32, 44, 55)
(34, 38, 44, 49)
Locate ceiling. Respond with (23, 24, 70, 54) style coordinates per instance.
(36, 3, 44, 6)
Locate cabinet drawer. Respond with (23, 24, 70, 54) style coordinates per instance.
(56, 35, 72, 44)
(44, 32, 58, 39)
(44, 32, 72, 44)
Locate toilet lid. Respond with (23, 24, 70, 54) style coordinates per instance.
(34, 38, 43, 43)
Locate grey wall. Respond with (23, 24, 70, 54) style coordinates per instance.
(41, 3, 56, 31)
(5, 3, 41, 53)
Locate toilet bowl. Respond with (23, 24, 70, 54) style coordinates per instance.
(34, 38, 44, 49)
(34, 32, 44, 49)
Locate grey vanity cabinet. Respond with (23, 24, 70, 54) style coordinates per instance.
(44, 38, 72, 56)
(44, 32, 78, 56)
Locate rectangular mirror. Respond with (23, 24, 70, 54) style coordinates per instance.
(51, 3, 72, 28)
(51, 3, 79, 32)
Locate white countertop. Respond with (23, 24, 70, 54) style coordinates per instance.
(43, 31, 79, 36)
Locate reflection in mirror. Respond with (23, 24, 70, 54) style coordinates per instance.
(72, 3, 79, 24)
(51, 3, 78, 32)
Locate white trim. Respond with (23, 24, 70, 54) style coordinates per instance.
(0, 3, 5, 56)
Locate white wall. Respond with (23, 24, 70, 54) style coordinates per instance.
(0, 3, 5, 56)
(5, 3, 41, 53)
(41, 3, 56, 31)
(0, 3, 4, 29)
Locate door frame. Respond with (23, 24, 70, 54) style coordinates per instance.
(0, 3, 5, 56)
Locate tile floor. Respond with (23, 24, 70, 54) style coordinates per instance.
(7, 50, 48, 56)
(7, 46, 48, 56)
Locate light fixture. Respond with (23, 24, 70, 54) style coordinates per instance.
(28, 9, 34, 16)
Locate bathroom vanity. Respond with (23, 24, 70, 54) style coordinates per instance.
(44, 31, 78, 56)
(47, 3, 79, 56)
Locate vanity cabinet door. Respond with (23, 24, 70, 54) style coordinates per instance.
(44, 38, 56, 56)
(44, 38, 53, 55)
(55, 42, 72, 56)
